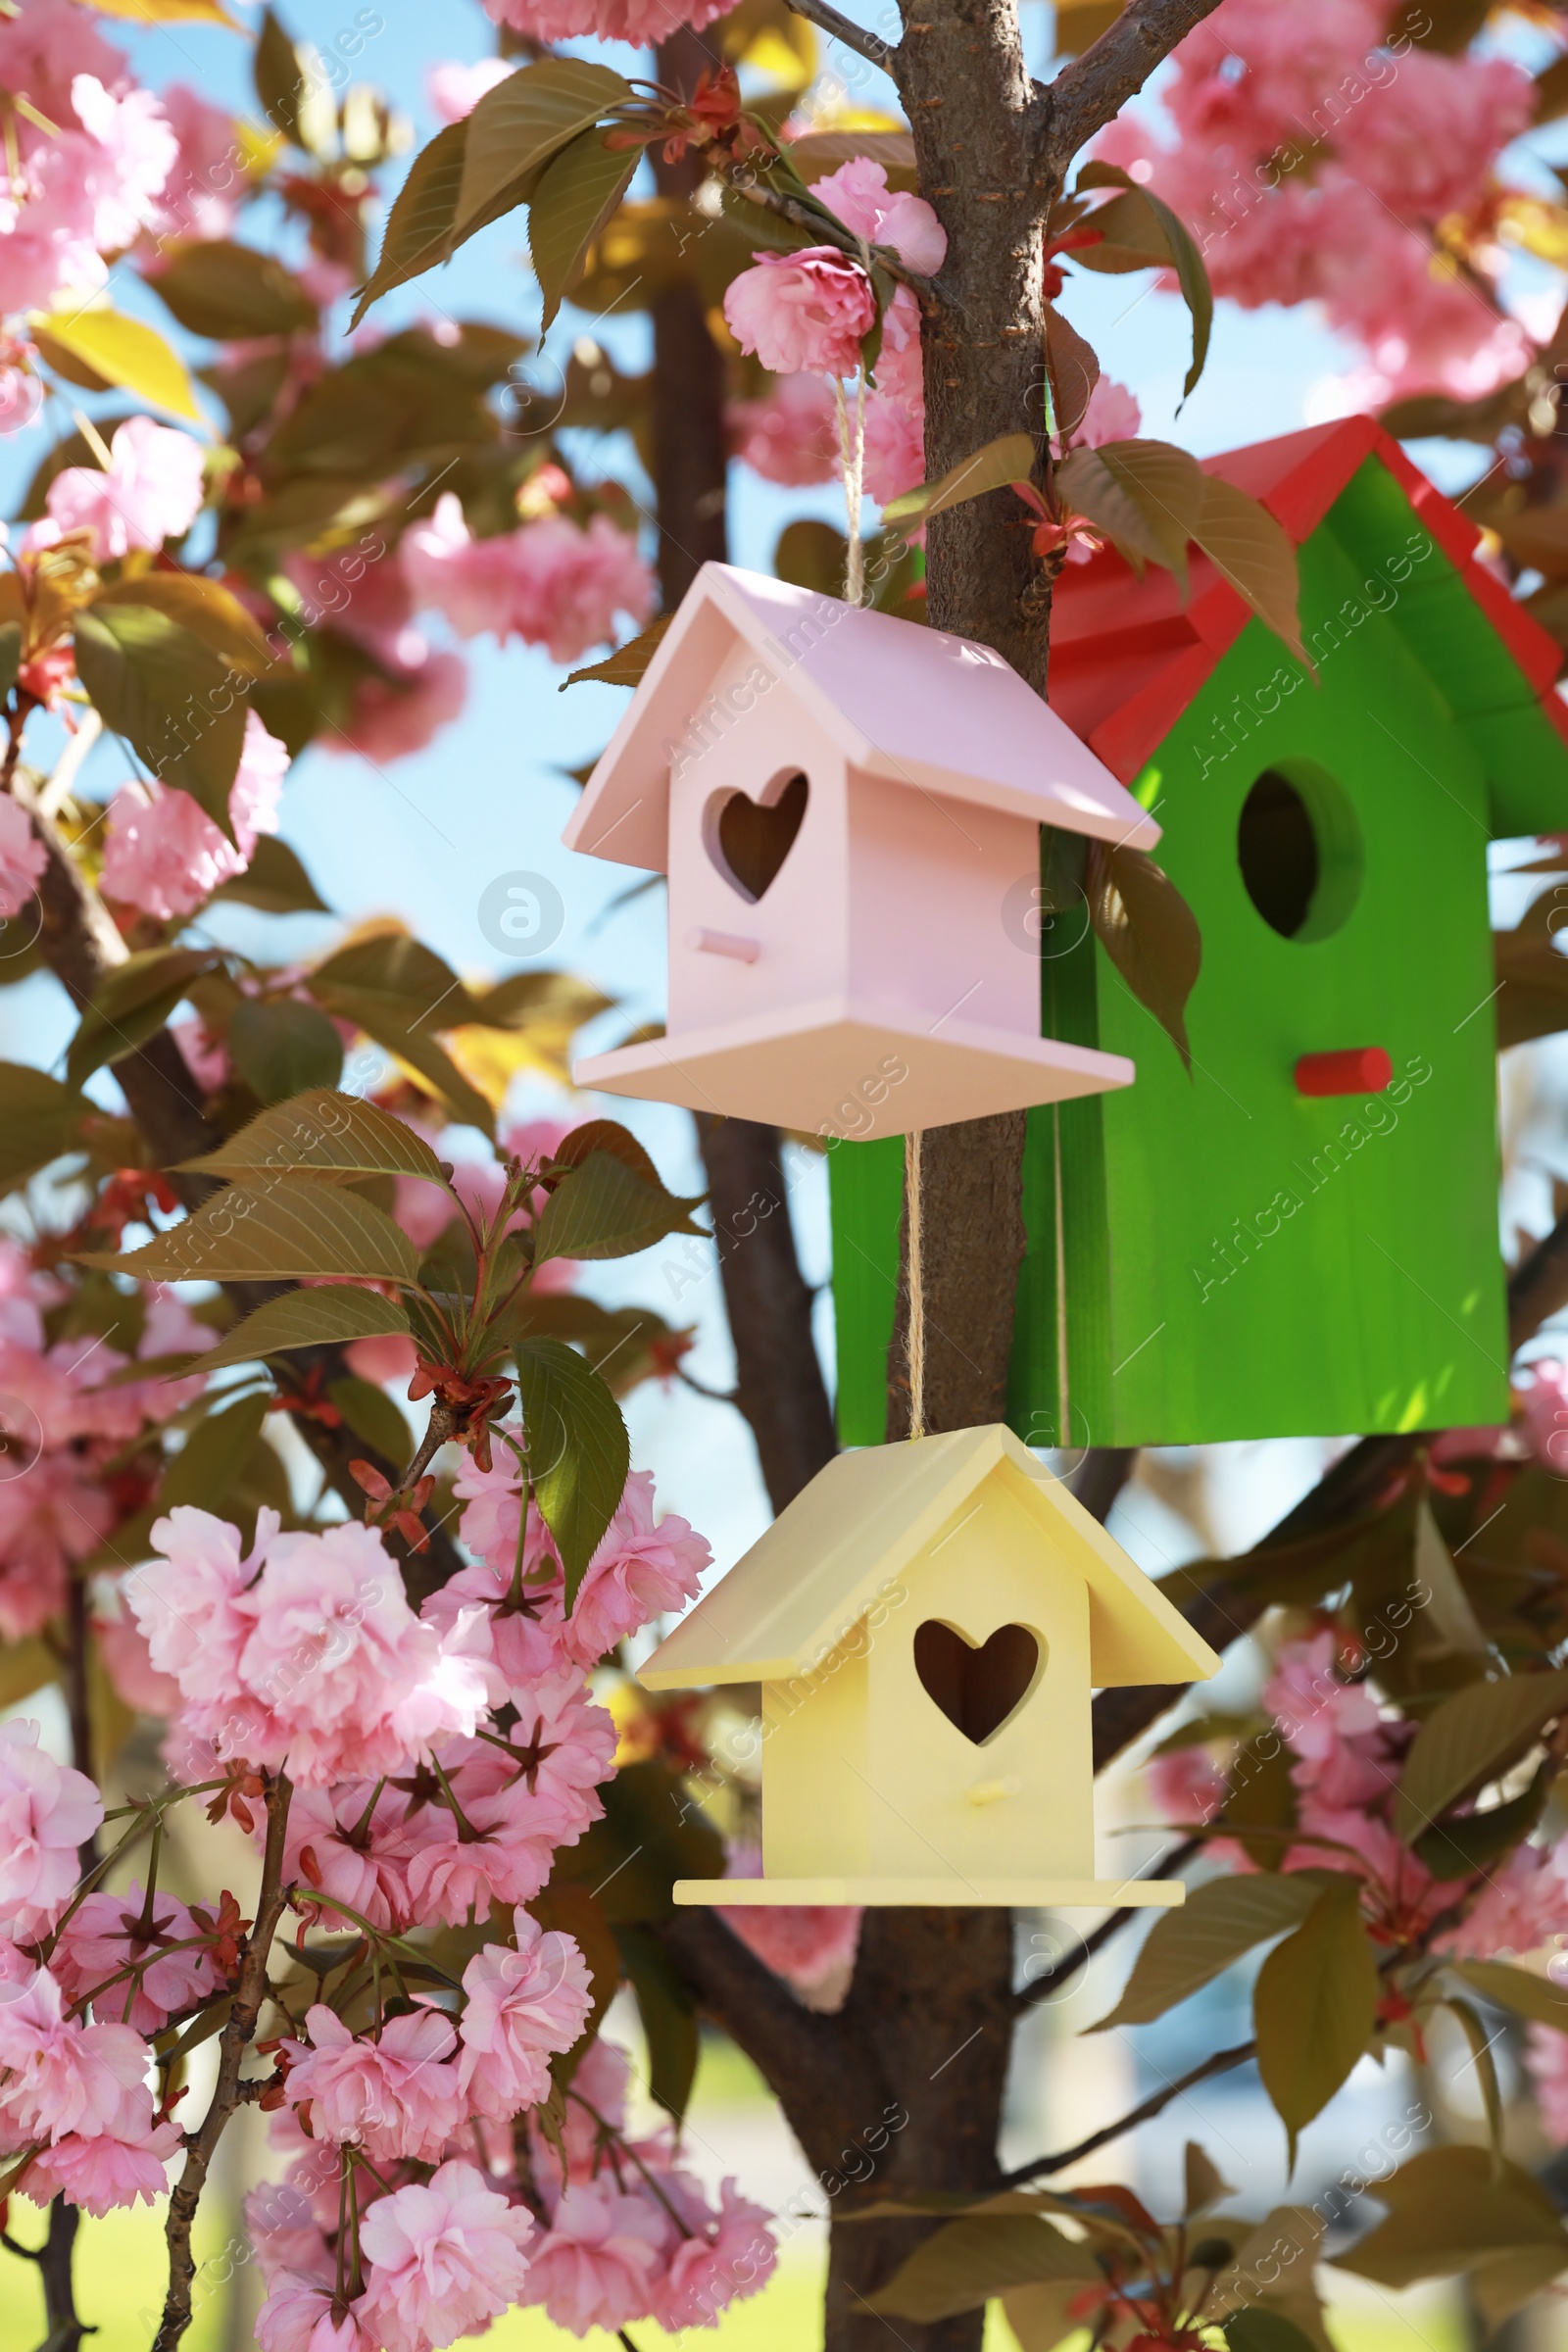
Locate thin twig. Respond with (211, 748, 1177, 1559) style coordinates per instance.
(781, 0, 898, 71)
(1012, 1838, 1201, 2013)
(1000, 2041, 1255, 2187)
(724, 177, 936, 300)
(153, 1772, 293, 2352)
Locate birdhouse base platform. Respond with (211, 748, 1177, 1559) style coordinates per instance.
(573, 999, 1134, 1138)
(673, 1877, 1187, 1909)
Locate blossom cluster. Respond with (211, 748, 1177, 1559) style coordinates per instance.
(1094, 0, 1536, 407)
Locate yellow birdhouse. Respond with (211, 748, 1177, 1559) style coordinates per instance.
(639, 1425, 1220, 1909)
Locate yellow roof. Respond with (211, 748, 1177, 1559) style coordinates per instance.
(639, 1425, 1220, 1690)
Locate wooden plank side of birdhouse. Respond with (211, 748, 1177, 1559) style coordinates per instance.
(1061, 513, 1507, 1446)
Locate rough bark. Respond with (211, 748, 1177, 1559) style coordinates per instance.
(695, 1114, 839, 1511)
(652, 26, 730, 611)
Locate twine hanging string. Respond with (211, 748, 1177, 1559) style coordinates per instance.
(832, 235, 874, 609)
(906, 1126, 925, 1441)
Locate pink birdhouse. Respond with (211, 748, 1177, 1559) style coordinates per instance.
(562, 565, 1162, 1139)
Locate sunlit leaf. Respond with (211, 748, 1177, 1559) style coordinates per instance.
(176, 1089, 451, 1188)
(73, 607, 246, 838)
(150, 242, 318, 341)
(1074, 164, 1212, 398)
(227, 999, 344, 1103)
(94, 575, 272, 678)
(562, 611, 672, 691)
(1045, 303, 1100, 442)
(457, 58, 631, 236)
(78, 1181, 420, 1287)
(1089, 1873, 1322, 2030)
(351, 124, 468, 326)
(1054, 437, 1204, 586)
(1190, 475, 1309, 669)
(529, 129, 641, 332)
(29, 309, 202, 422)
(182, 1284, 411, 1377)
(1394, 1668, 1568, 1842)
(883, 431, 1038, 530)
(1334, 2147, 1566, 2290)
(1449, 1957, 1568, 2034)
(533, 1151, 705, 1266)
(871, 2216, 1100, 2322)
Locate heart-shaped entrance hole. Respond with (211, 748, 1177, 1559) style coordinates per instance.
(707, 771, 808, 903)
(913, 1621, 1041, 1746)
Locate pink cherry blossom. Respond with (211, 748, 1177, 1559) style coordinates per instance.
(1527, 2021, 1568, 2142)
(728, 372, 839, 486)
(52, 1882, 224, 2035)
(101, 710, 289, 920)
(70, 74, 178, 250)
(0, 1720, 104, 1939)
(458, 1910, 594, 2118)
(0, 0, 123, 126)
(358, 2159, 534, 2352)
(328, 648, 468, 764)
(426, 60, 514, 123)
(91, 1606, 182, 1718)
(344, 1333, 419, 1385)
(421, 1544, 567, 1697)
(402, 495, 653, 665)
(285, 2004, 465, 2164)
(400, 1714, 597, 1926)
(724, 249, 877, 378)
(809, 158, 947, 275)
(1438, 1840, 1568, 1962)
(0, 1966, 151, 2143)
(522, 2179, 666, 2334)
(22, 2093, 181, 2215)
(44, 416, 204, 562)
(124, 1504, 262, 1705)
(248, 2178, 337, 2288)
(653, 2179, 777, 2329)
(1146, 1742, 1229, 1829)
(279, 1779, 416, 1933)
(862, 392, 925, 508)
(0, 1452, 110, 1640)
(717, 1866, 861, 2001)
(150, 83, 241, 240)
(1071, 375, 1142, 450)
(256, 2279, 378, 2352)
(0, 357, 44, 434)
(0, 796, 46, 920)
(483, 0, 731, 41)
(566, 1470, 710, 1666)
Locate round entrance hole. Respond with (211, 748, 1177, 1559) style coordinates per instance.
(1236, 763, 1362, 942)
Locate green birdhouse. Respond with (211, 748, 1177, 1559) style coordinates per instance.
(830, 418, 1568, 1449)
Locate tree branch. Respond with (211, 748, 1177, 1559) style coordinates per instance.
(1000, 2039, 1255, 2187)
(1012, 1837, 1200, 2013)
(783, 0, 899, 71)
(154, 1771, 292, 2352)
(1040, 0, 1223, 174)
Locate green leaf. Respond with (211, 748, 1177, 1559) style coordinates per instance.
(882, 430, 1037, 530)
(176, 1089, 450, 1189)
(30, 308, 202, 422)
(327, 1374, 412, 1467)
(1054, 437, 1205, 587)
(553, 1757, 723, 1924)
(871, 2217, 1100, 2322)
(457, 58, 631, 236)
(1002, 2283, 1086, 2352)
(1413, 1767, 1548, 1878)
(614, 1923, 700, 2124)
(1450, 1957, 1568, 2034)
(228, 999, 344, 1104)
(66, 948, 220, 1089)
(1190, 475, 1309, 670)
(73, 607, 246, 838)
(1085, 843, 1202, 1073)
(94, 576, 272, 678)
(78, 1180, 420, 1287)
(0, 1062, 93, 1191)
(1224, 2313, 1320, 2352)
(1074, 164, 1213, 398)
(151, 241, 318, 341)
(1183, 2142, 1233, 2221)
(1225, 1733, 1300, 1871)
(1394, 1668, 1568, 1842)
(350, 123, 468, 327)
(0, 621, 20, 703)
(1044, 303, 1100, 442)
(159, 1392, 270, 1511)
(533, 1152, 705, 1266)
(1253, 1877, 1378, 2149)
(1444, 1993, 1505, 2153)
(527, 1882, 621, 2082)
(1335, 2147, 1566, 2290)
(1089, 1872, 1323, 2031)
(209, 835, 329, 915)
(514, 1337, 629, 1603)
(309, 933, 494, 1137)
(529, 129, 643, 332)
(254, 5, 304, 141)
(546, 1119, 665, 1188)
(562, 611, 672, 691)
(183, 1284, 410, 1376)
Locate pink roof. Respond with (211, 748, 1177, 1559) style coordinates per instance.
(564, 563, 1162, 872)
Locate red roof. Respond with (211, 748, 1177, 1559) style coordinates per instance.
(1045, 415, 1568, 782)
